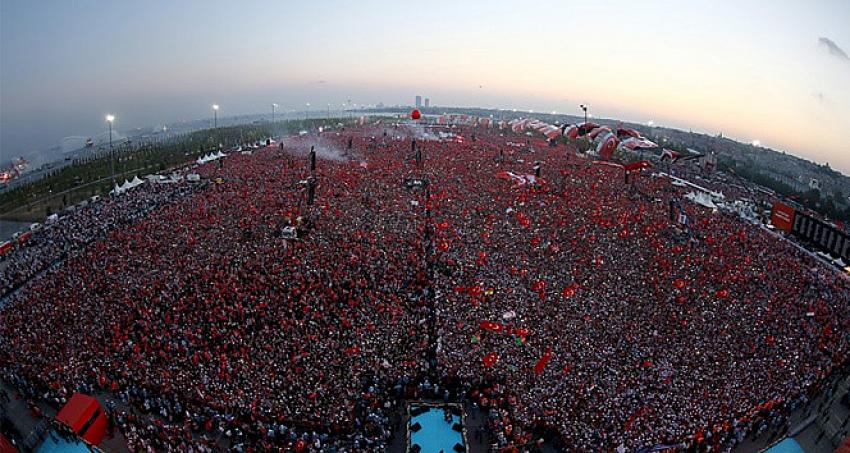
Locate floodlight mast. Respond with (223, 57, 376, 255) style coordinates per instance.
(106, 114, 116, 188)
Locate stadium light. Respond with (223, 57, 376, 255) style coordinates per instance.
(272, 103, 278, 123)
(106, 114, 116, 188)
(212, 104, 219, 128)
(580, 104, 589, 125)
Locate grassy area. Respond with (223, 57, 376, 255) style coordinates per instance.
(0, 119, 353, 222)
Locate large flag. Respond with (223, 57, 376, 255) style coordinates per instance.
(595, 132, 619, 160)
(480, 320, 504, 332)
(534, 348, 552, 374)
(624, 160, 652, 172)
(495, 171, 543, 188)
(616, 127, 642, 139)
(620, 137, 658, 150)
(661, 148, 681, 162)
(592, 160, 624, 170)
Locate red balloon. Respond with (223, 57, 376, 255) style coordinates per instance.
(411, 109, 421, 120)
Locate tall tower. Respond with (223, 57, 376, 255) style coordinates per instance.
(424, 98, 430, 108)
(415, 96, 422, 108)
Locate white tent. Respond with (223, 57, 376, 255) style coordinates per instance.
(112, 176, 145, 195)
(197, 151, 227, 164)
(684, 191, 718, 209)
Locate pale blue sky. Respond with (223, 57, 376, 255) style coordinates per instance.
(2, 0, 849, 171)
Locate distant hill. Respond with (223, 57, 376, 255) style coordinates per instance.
(628, 125, 850, 222)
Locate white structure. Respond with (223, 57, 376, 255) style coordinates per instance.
(809, 178, 821, 191)
(196, 151, 226, 164)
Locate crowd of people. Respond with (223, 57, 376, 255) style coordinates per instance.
(424, 131, 849, 452)
(0, 182, 200, 301)
(1, 124, 848, 452)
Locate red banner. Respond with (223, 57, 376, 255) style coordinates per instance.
(624, 160, 652, 172)
(770, 202, 795, 232)
(534, 348, 552, 374)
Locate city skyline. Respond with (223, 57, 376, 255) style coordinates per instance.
(2, 0, 849, 172)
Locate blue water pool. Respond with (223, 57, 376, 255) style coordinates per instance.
(410, 405, 465, 453)
(764, 438, 805, 453)
(35, 431, 95, 453)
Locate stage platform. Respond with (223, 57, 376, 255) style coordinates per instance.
(407, 402, 467, 453)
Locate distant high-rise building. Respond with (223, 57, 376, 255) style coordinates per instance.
(424, 98, 430, 108)
(415, 96, 422, 108)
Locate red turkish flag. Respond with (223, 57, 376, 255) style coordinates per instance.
(534, 348, 552, 375)
(482, 352, 499, 368)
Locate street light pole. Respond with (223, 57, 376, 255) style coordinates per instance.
(580, 104, 588, 125)
(106, 114, 115, 189)
(213, 104, 219, 128)
(305, 103, 310, 121)
(272, 103, 277, 124)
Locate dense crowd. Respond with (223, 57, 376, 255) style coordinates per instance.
(0, 182, 200, 300)
(1, 125, 848, 452)
(425, 133, 849, 451)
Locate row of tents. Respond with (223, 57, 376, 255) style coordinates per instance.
(197, 150, 227, 164)
(110, 176, 145, 195)
(114, 146, 234, 196)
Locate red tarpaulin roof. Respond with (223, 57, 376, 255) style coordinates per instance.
(0, 433, 19, 453)
(835, 436, 850, 453)
(55, 393, 108, 446)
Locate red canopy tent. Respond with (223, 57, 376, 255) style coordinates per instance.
(55, 393, 108, 446)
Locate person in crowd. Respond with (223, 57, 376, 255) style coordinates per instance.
(0, 126, 847, 452)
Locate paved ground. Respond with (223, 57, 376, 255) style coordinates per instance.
(0, 380, 128, 452)
(734, 372, 850, 453)
(5, 377, 847, 453)
(386, 401, 490, 453)
(387, 401, 559, 453)
(3, 364, 847, 453)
